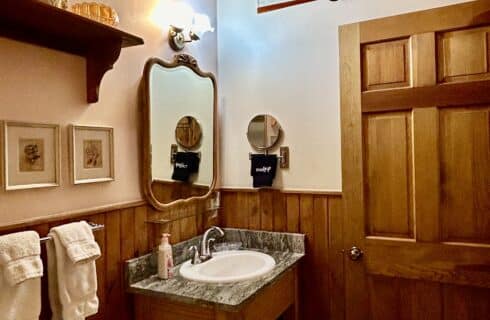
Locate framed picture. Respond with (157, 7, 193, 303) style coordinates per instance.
(70, 125, 114, 184)
(2, 121, 60, 190)
(257, 0, 316, 13)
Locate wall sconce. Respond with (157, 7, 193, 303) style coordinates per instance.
(168, 10, 214, 51)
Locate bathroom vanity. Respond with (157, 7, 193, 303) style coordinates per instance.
(126, 228, 305, 320)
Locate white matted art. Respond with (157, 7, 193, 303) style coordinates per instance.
(70, 125, 114, 184)
(2, 121, 60, 190)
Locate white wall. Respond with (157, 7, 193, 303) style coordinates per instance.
(0, 0, 217, 226)
(217, 0, 469, 192)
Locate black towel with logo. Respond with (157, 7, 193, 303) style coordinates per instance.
(250, 154, 277, 188)
(172, 152, 201, 182)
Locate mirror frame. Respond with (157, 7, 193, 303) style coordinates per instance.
(141, 54, 218, 210)
(246, 114, 283, 151)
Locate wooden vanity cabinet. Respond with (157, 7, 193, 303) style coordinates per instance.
(133, 267, 299, 320)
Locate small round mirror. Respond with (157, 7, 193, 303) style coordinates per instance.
(175, 116, 203, 149)
(246, 114, 282, 150)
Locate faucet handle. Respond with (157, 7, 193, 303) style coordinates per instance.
(188, 245, 201, 265)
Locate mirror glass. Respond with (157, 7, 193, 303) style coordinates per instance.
(175, 116, 202, 149)
(247, 114, 282, 150)
(144, 55, 216, 208)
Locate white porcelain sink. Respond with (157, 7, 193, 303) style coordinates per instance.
(180, 250, 276, 283)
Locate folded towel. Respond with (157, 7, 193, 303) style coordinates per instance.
(52, 221, 101, 264)
(0, 231, 43, 320)
(47, 222, 100, 320)
(172, 152, 201, 182)
(250, 154, 277, 188)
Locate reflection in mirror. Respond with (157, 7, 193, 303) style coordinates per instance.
(247, 114, 282, 150)
(143, 55, 216, 209)
(175, 116, 202, 149)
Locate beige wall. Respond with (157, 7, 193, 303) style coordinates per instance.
(217, 0, 470, 192)
(0, 0, 217, 226)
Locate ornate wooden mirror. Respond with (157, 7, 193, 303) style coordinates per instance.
(141, 54, 217, 210)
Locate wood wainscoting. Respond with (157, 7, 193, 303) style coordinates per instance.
(219, 189, 344, 320)
(0, 199, 216, 320)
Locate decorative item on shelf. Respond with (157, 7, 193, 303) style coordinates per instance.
(2, 121, 61, 191)
(40, 0, 68, 10)
(71, 2, 120, 26)
(69, 125, 115, 184)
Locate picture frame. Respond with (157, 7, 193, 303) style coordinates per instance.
(2, 121, 61, 191)
(257, 0, 316, 13)
(70, 125, 114, 184)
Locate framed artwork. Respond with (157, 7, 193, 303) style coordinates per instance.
(257, 0, 316, 13)
(2, 121, 60, 190)
(70, 125, 114, 184)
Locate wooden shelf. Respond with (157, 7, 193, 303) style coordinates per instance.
(0, 0, 144, 103)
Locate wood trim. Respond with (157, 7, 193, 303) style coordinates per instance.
(339, 22, 368, 319)
(0, 199, 146, 232)
(412, 108, 440, 243)
(365, 239, 490, 288)
(219, 187, 342, 196)
(141, 55, 218, 211)
(359, 0, 490, 44)
(362, 80, 490, 113)
(412, 32, 436, 87)
(257, 0, 316, 14)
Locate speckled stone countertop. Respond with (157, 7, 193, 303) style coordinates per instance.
(125, 228, 305, 311)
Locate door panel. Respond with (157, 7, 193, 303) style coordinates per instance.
(340, 2, 490, 320)
(364, 113, 413, 238)
(362, 39, 412, 91)
(438, 26, 490, 83)
(440, 107, 490, 243)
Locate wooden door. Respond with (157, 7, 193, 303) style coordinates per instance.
(340, 2, 490, 319)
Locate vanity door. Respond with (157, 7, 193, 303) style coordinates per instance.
(340, 1, 490, 320)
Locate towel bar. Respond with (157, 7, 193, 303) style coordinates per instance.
(39, 222, 105, 244)
(248, 146, 289, 169)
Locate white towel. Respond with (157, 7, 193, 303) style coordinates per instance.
(47, 221, 100, 320)
(0, 231, 43, 320)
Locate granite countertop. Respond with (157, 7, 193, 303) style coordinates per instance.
(125, 228, 305, 311)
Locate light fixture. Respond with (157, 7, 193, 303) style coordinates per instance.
(167, 5, 214, 51)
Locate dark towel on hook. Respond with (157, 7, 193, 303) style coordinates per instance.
(172, 152, 201, 182)
(250, 154, 277, 188)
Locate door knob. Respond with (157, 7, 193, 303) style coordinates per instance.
(349, 246, 364, 261)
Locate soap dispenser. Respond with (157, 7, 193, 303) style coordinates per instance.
(158, 233, 174, 280)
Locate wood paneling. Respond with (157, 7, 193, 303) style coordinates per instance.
(438, 27, 490, 84)
(219, 190, 343, 320)
(362, 39, 411, 91)
(0, 200, 209, 320)
(364, 112, 413, 238)
(440, 107, 490, 243)
(366, 275, 490, 320)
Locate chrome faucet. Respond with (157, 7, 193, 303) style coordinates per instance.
(188, 226, 225, 264)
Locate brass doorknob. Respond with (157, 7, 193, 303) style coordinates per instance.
(349, 246, 364, 261)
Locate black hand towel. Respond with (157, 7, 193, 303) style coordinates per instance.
(250, 154, 277, 188)
(172, 152, 201, 182)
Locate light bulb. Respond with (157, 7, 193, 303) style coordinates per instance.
(191, 13, 214, 38)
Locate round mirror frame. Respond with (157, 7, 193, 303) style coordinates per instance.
(246, 114, 282, 150)
(142, 54, 217, 210)
(175, 115, 203, 150)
